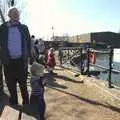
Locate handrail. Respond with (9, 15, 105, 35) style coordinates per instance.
(90, 49, 110, 54)
(59, 46, 84, 50)
(91, 64, 120, 74)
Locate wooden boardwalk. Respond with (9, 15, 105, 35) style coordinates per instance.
(0, 66, 120, 120)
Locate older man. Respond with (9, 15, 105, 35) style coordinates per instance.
(0, 8, 31, 105)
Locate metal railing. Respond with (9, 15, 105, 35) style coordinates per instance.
(59, 46, 120, 88)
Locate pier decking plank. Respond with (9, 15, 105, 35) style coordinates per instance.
(0, 106, 19, 120)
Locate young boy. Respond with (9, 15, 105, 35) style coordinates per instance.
(30, 62, 46, 120)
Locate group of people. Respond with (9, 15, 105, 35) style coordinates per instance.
(0, 7, 56, 120)
(30, 35, 56, 74)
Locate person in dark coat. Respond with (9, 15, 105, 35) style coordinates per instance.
(0, 8, 31, 105)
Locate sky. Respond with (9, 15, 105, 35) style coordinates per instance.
(16, 0, 120, 39)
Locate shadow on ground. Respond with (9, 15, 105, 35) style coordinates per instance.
(0, 94, 42, 120)
(45, 73, 68, 89)
(54, 74, 84, 84)
(47, 85, 120, 113)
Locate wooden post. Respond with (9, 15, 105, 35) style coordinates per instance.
(0, 106, 19, 120)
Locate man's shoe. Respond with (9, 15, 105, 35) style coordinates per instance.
(9, 98, 18, 105)
(0, 90, 4, 96)
(22, 99, 29, 105)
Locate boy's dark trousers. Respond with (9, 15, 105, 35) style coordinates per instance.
(30, 94, 45, 120)
(3, 58, 29, 104)
(30, 81, 45, 120)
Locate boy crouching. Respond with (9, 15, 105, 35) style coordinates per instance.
(30, 62, 46, 120)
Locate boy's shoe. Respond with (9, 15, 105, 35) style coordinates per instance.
(74, 74, 80, 77)
(50, 71, 53, 74)
(50, 71, 57, 75)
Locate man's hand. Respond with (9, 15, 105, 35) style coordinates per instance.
(29, 56, 34, 65)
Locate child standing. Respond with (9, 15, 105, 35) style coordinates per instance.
(47, 48, 56, 74)
(30, 62, 46, 120)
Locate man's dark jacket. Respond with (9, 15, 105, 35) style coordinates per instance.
(0, 22, 31, 64)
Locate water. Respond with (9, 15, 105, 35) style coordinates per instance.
(63, 52, 120, 87)
(94, 54, 120, 86)
(58, 49, 120, 87)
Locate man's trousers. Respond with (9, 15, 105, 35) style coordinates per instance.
(0, 64, 3, 93)
(3, 58, 29, 104)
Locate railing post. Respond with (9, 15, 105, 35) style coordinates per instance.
(108, 46, 113, 88)
(87, 48, 90, 76)
(68, 50, 70, 60)
(80, 48, 83, 74)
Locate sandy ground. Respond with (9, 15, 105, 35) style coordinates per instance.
(0, 66, 120, 120)
(45, 66, 120, 120)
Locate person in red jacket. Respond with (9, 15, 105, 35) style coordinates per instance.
(47, 48, 56, 74)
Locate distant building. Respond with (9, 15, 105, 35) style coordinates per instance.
(50, 36, 70, 48)
(69, 34, 91, 43)
(50, 32, 120, 48)
(69, 31, 120, 48)
(53, 36, 70, 41)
